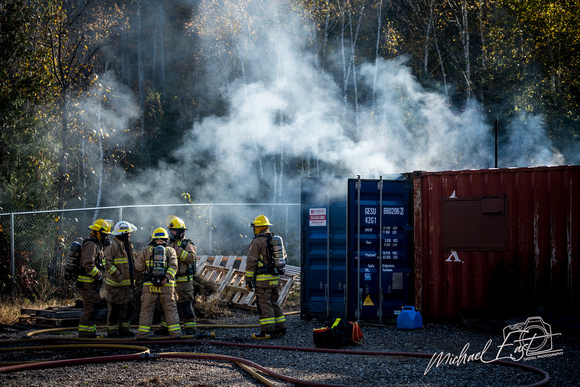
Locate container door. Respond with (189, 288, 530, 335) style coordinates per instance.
(301, 178, 348, 321)
(347, 177, 412, 322)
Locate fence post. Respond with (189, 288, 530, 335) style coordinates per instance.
(208, 204, 213, 253)
(10, 212, 15, 302)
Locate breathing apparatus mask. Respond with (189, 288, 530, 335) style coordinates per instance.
(169, 228, 185, 242)
(101, 233, 111, 246)
(93, 231, 110, 247)
(116, 233, 130, 242)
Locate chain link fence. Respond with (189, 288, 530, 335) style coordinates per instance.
(0, 203, 300, 302)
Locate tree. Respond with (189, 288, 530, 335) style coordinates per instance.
(499, 0, 580, 136)
(39, 0, 125, 280)
(43, 1, 102, 209)
(0, 0, 58, 211)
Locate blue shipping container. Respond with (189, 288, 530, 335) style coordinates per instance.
(301, 176, 413, 323)
(347, 177, 413, 322)
(300, 177, 348, 321)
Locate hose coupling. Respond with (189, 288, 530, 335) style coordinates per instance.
(140, 352, 160, 359)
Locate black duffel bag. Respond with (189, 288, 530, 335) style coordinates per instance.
(313, 317, 363, 349)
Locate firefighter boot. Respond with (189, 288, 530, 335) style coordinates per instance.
(272, 328, 287, 337)
(117, 302, 135, 337)
(118, 329, 135, 338)
(78, 332, 98, 338)
(154, 324, 169, 336)
(106, 303, 123, 338)
(251, 332, 272, 339)
(169, 331, 183, 340)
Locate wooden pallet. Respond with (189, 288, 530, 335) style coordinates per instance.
(19, 307, 107, 327)
(18, 316, 80, 327)
(197, 255, 300, 311)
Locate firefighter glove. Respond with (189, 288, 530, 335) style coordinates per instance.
(245, 280, 253, 291)
(95, 274, 103, 288)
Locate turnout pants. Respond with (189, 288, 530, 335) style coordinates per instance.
(137, 285, 181, 339)
(255, 286, 286, 333)
(78, 282, 101, 337)
(177, 280, 196, 330)
(160, 280, 197, 332)
(105, 285, 134, 334)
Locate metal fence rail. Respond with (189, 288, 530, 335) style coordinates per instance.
(0, 203, 300, 302)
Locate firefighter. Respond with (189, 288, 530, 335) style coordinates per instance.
(77, 218, 112, 338)
(135, 227, 182, 340)
(155, 215, 198, 336)
(104, 221, 137, 338)
(245, 214, 287, 339)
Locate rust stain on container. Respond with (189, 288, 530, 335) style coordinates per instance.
(412, 166, 580, 320)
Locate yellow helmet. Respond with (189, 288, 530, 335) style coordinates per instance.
(250, 214, 272, 228)
(89, 219, 113, 234)
(166, 215, 187, 230)
(151, 227, 169, 240)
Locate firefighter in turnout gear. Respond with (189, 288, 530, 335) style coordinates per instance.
(77, 219, 112, 338)
(245, 215, 287, 339)
(104, 221, 137, 338)
(135, 227, 182, 340)
(156, 215, 198, 336)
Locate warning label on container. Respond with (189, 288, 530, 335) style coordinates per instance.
(309, 208, 327, 226)
(363, 295, 374, 306)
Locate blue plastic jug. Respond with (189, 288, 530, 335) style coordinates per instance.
(397, 306, 423, 330)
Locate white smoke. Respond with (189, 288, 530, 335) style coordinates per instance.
(502, 113, 565, 167)
(117, 0, 567, 205)
(74, 72, 140, 207)
(78, 72, 140, 141)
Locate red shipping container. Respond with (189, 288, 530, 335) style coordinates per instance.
(411, 166, 580, 322)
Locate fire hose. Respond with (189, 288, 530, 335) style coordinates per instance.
(0, 325, 551, 387)
(0, 343, 150, 366)
(22, 323, 258, 338)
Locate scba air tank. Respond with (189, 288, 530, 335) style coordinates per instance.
(65, 241, 82, 280)
(152, 245, 167, 280)
(271, 235, 286, 269)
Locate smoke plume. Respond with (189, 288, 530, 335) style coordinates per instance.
(117, 0, 567, 205)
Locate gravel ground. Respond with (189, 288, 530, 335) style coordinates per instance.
(0, 312, 578, 386)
